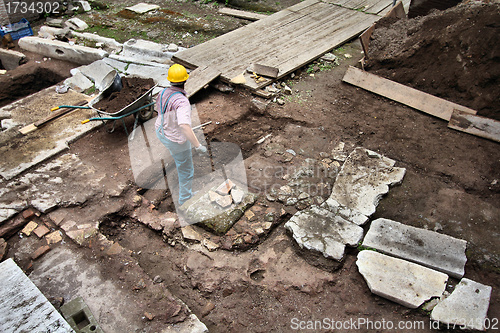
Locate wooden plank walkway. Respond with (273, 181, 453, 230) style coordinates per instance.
(173, 0, 402, 91)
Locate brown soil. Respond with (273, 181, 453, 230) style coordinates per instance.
(365, 2, 500, 120)
(92, 77, 155, 112)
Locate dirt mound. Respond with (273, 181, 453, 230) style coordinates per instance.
(93, 77, 155, 112)
(365, 1, 500, 120)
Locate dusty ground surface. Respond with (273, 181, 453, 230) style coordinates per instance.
(2, 0, 499, 332)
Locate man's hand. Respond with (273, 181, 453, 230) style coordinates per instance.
(195, 145, 208, 156)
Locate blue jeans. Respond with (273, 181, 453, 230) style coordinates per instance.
(156, 128, 194, 206)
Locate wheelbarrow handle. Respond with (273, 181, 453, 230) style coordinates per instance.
(81, 119, 90, 124)
(51, 105, 90, 112)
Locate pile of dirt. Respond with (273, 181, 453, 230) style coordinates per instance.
(365, 1, 500, 120)
(93, 77, 155, 112)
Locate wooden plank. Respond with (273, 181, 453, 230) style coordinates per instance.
(342, 66, 477, 121)
(219, 8, 268, 21)
(448, 110, 500, 143)
(247, 64, 279, 78)
(185, 65, 222, 98)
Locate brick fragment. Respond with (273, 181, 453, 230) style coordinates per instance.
(33, 225, 50, 238)
(31, 245, 51, 260)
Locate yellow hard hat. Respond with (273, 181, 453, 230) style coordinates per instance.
(167, 64, 189, 83)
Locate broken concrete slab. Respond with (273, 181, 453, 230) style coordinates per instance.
(284, 205, 364, 261)
(329, 147, 406, 217)
(321, 197, 369, 226)
(125, 3, 160, 14)
(0, 258, 75, 333)
(102, 57, 129, 73)
(356, 250, 448, 309)
(64, 17, 89, 31)
(431, 278, 492, 331)
(0, 48, 26, 70)
(362, 218, 467, 278)
(64, 71, 94, 93)
(18, 37, 108, 65)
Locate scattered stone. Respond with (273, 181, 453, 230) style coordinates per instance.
(250, 98, 270, 114)
(362, 218, 467, 278)
(202, 238, 219, 251)
(33, 225, 50, 238)
(285, 197, 298, 206)
(133, 195, 143, 207)
(31, 245, 51, 260)
(356, 250, 448, 309)
(46, 18, 64, 28)
(125, 3, 160, 14)
(201, 301, 215, 317)
(230, 188, 245, 204)
(244, 210, 255, 221)
(276, 98, 285, 105)
(75, 0, 91, 12)
(105, 242, 123, 256)
(45, 231, 63, 245)
(297, 192, 310, 200)
(64, 18, 89, 31)
(21, 221, 38, 236)
(329, 147, 406, 217)
(285, 206, 364, 261)
(215, 179, 235, 195)
(181, 225, 202, 242)
(283, 85, 293, 95)
(0, 238, 7, 260)
(153, 275, 163, 284)
(208, 190, 221, 202)
(0, 48, 26, 70)
(144, 312, 155, 321)
(321, 198, 369, 226)
(266, 85, 280, 94)
(134, 279, 147, 290)
(431, 278, 492, 331)
(422, 298, 440, 312)
(321, 53, 338, 63)
(167, 43, 179, 52)
(215, 195, 233, 208)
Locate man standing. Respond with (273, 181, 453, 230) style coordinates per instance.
(155, 64, 207, 206)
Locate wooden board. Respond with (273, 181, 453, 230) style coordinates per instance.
(174, 0, 380, 91)
(323, 0, 392, 14)
(219, 8, 268, 21)
(185, 65, 222, 98)
(342, 66, 477, 121)
(448, 110, 500, 143)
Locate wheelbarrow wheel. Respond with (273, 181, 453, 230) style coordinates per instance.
(136, 103, 154, 122)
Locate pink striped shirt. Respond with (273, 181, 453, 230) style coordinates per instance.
(155, 86, 191, 144)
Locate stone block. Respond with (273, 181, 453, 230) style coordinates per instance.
(0, 48, 26, 70)
(76, 60, 115, 90)
(125, 3, 160, 14)
(122, 38, 175, 63)
(64, 17, 89, 31)
(18, 37, 108, 65)
(357, 250, 448, 309)
(431, 278, 492, 331)
(21, 221, 38, 236)
(125, 63, 170, 86)
(284, 205, 364, 261)
(329, 147, 406, 217)
(362, 218, 467, 278)
(61, 296, 103, 333)
(46, 231, 63, 244)
(64, 71, 94, 93)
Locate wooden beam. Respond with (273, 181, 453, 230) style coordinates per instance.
(448, 110, 500, 143)
(218, 8, 268, 21)
(185, 65, 222, 98)
(342, 66, 477, 121)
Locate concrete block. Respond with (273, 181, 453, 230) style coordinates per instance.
(61, 296, 104, 333)
(285, 205, 364, 261)
(329, 147, 406, 217)
(125, 3, 160, 14)
(0, 48, 25, 70)
(64, 17, 89, 31)
(431, 278, 492, 331)
(356, 250, 448, 309)
(18, 37, 108, 65)
(65, 71, 94, 93)
(0, 258, 75, 332)
(363, 218, 467, 278)
(76, 60, 115, 90)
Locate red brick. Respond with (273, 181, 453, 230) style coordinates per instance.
(31, 245, 51, 260)
(33, 225, 50, 238)
(22, 208, 39, 220)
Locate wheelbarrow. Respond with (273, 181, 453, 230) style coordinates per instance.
(82, 81, 158, 136)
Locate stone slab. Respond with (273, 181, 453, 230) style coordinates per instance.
(363, 218, 467, 278)
(0, 48, 25, 70)
(64, 71, 94, 93)
(64, 17, 89, 31)
(329, 147, 406, 217)
(75, 60, 115, 90)
(284, 205, 364, 261)
(431, 278, 492, 331)
(125, 63, 170, 87)
(321, 197, 369, 225)
(125, 3, 160, 14)
(356, 250, 448, 309)
(18, 37, 108, 65)
(0, 258, 75, 333)
(102, 57, 129, 73)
